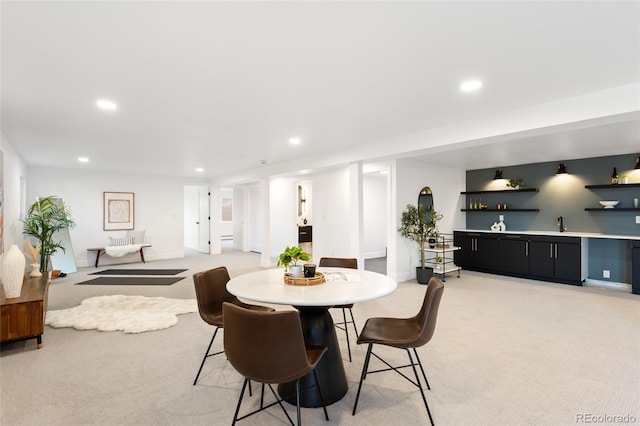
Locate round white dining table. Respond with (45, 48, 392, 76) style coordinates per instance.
(227, 267, 397, 407)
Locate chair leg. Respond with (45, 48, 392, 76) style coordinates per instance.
(266, 384, 294, 425)
(413, 347, 430, 390)
(232, 378, 249, 426)
(260, 383, 265, 407)
(352, 343, 373, 415)
(407, 349, 435, 426)
(193, 327, 219, 385)
(348, 308, 359, 338)
(342, 308, 352, 362)
(296, 378, 302, 426)
(313, 369, 330, 421)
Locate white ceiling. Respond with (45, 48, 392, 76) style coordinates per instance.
(2, 2, 639, 183)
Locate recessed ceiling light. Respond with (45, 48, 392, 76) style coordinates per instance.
(289, 137, 301, 145)
(460, 80, 483, 92)
(78, 157, 90, 163)
(196, 168, 204, 172)
(96, 99, 117, 110)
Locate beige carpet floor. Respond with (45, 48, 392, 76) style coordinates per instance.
(1, 248, 638, 426)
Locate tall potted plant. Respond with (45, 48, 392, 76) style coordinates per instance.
(22, 196, 76, 273)
(399, 204, 442, 284)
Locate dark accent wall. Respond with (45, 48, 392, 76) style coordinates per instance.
(465, 153, 640, 283)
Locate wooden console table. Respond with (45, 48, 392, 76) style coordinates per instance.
(1, 275, 50, 349)
(87, 244, 151, 267)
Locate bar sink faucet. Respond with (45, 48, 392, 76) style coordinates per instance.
(557, 216, 567, 232)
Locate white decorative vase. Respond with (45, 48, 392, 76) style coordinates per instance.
(30, 263, 42, 277)
(289, 265, 303, 278)
(1, 244, 26, 298)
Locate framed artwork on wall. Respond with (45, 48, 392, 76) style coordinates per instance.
(221, 197, 232, 222)
(103, 192, 135, 230)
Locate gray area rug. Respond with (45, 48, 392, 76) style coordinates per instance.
(90, 268, 188, 275)
(76, 277, 185, 286)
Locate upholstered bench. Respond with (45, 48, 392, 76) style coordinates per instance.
(87, 232, 150, 267)
(87, 244, 152, 268)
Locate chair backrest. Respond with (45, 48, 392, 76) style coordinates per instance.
(318, 257, 358, 269)
(412, 277, 445, 348)
(192, 266, 236, 325)
(223, 303, 314, 383)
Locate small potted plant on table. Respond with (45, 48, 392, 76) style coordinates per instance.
(399, 204, 442, 284)
(277, 245, 310, 278)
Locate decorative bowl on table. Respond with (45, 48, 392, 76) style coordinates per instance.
(599, 200, 620, 209)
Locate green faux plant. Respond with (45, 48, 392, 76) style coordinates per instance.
(277, 245, 310, 271)
(506, 178, 525, 189)
(22, 196, 76, 272)
(399, 204, 443, 269)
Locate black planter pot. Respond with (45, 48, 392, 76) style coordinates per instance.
(416, 266, 433, 284)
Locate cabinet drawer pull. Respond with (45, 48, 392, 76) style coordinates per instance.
(555, 243, 558, 259)
(550, 244, 553, 258)
(526, 242, 528, 256)
(504, 235, 520, 239)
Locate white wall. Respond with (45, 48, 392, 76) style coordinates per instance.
(310, 166, 353, 263)
(363, 173, 387, 259)
(27, 166, 208, 267)
(394, 159, 466, 281)
(183, 186, 199, 249)
(0, 132, 28, 249)
(247, 184, 263, 253)
(269, 176, 298, 257)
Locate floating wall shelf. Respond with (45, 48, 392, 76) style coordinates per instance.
(462, 208, 539, 212)
(585, 183, 640, 189)
(461, 188, 539, 194)
(585, 208, 640, 212)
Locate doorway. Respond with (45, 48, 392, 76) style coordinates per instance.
(363, 170, 389, 274)
(184, 185, 210, 254)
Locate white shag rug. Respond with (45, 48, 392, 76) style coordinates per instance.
(46, 295, 198, 334)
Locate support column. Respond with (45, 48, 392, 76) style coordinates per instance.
(260, 177, 272, 268)
(349, 161, 364, 268)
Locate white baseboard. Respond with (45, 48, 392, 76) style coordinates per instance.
(584, 279, 631, 292)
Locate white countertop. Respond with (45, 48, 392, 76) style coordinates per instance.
(454, 229, 640, 240)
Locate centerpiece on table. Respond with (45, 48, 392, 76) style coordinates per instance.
(399, 203, 443, 284)
(277, 245, 324, 286)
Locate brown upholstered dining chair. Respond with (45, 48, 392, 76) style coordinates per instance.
(318, 257, 358, 362)
(223, 302, 330, 426)
(192, 266, 273, 386)
(352, 276, 444, 426)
